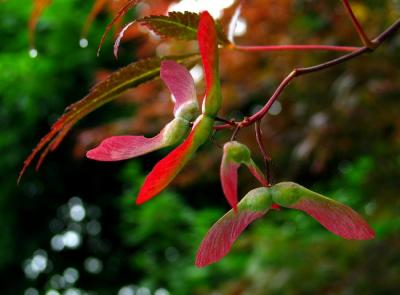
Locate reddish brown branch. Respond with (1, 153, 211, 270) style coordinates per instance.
(214, 116, 237, 126)
(341, 0, 375, 48)
(233, 44, 360, 53)
(215, 18, 400, 131)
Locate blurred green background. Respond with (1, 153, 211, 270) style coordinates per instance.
(1, 0, 400, 294)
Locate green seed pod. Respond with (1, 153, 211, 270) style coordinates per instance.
(163, 117, 190, 146)
(191, 114, 214, 147)
(175, 101, 200, 122)
(270, 182, 309, 207)
(223, 141, 251, 164)
(202, 84, 222, 117)
(239, 187, 273, 212)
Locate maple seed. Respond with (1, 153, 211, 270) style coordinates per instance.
(196, 187, 271, 267)
(196, 183, 375, 267)
(198, 11, 222, 117)
(86, 60, 200, 162)
(18, 55, 200, 182)
(136, 115, 214, 205)
(220, 141, 268, 210)
(271, 182, 375, 240)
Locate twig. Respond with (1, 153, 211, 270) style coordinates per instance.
(233, 44, 360, 53)
(214, 116, 237, 126)
(210, 130, 223, 149)
(341, 0, 375, 48)
(215, 18, 400, 130)
(255, 120, 271, 183)
(231, 125, 241, 141)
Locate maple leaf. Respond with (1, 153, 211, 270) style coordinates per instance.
(138, 11, 230, 45)
(220, 141, 268, 211)
(29, 0, 52, 49)
(29, 0, 140, 50)
(97, 0, 139, 55)
(19, 54, 200, 182)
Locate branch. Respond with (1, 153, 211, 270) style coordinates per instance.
(215, 18, 400, 131)
(341, 0, 375, 48)
(229, 1, 359, 53)
(233, 44, 360, 53)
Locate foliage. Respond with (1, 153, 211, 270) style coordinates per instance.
(138, 11, 230, 44)
(21, 0, 400, 266)
(1, 0, 400, 294)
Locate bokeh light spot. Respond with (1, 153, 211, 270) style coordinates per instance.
(29, 48, 38, 58)
(70, 204, 86, 222)
(79, 38, 88, 48)
(118, 286, 135, 295)
(84, 257, 103, 274)
(24, 288, 39, 295)
(154, 288, 170, 295)
(63, 267, 79, 284)
(62, 231, 81, 249)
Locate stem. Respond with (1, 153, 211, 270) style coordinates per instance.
(231, 126, 240, 141)
(255, 121, 271, 184)
(234, 44, 359, 53)
(214, 116, 237, 126)
(210, 130, 223, 149)
(255, 120, 271, 161)
(215, 18, 400, 131)
(341, 0, 375, 48)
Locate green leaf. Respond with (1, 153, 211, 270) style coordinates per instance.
(19, 54, 200, 181)
(138, 11, 230, 45)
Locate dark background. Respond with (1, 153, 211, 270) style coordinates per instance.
(1, 0, 400, 294)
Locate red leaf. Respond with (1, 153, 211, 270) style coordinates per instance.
(196, 210, 265, 267)
(86, 133, 165, 161)
(29, 0, 52, 49)
(136, 130, 196, 205)
(160, 60, 197, 116)
(97, 0, 139, 56)
(292, 198, 375, 240)
(81, 0, 108, 39)
(138, 11, 230, 45)
(18, 54, 200, 183)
